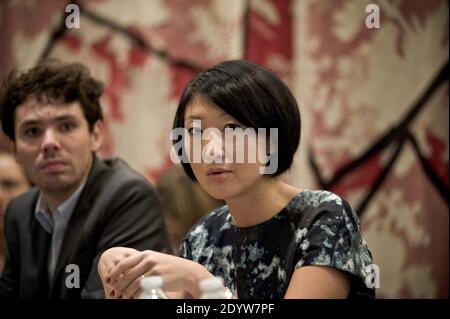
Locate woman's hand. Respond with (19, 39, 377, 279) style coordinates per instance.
(107, 250, 214, 299)
(97, 247, 140, 298)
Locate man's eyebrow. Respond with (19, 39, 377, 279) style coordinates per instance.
(19, 119, 40, 127)
(18, 115, 78, 127)
(52, 115, 78, 122)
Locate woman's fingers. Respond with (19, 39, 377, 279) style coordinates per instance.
(108, 252, 145, 283)
(99, 247, 137, 280)
(106, 250, 202, 298)
(109, 251, 158, 295)
(111, 265, 144, 294)
(122, 278, 143, 299)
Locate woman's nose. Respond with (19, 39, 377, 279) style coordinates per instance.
(203, 131, 224, 163)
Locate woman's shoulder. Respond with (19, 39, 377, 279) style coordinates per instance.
(291, 190, 375, 298)
(289, 189, 347, 211)
(286, 190, 360, 230)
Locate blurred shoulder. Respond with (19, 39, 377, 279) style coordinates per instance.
(4, 187, 39, 224)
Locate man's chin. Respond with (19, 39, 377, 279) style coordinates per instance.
(40, 178, 76, 194)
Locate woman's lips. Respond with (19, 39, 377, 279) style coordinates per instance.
(206, 168, 232, 181)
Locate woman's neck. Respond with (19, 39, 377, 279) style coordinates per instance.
(226, 178, 301, 228)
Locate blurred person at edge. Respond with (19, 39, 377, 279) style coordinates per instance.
(0, 59, 171, 298)
(0, 151, 30, 273)
(156, 165, 225, 252)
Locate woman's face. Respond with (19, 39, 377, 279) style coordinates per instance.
(184, 95, 268, 201)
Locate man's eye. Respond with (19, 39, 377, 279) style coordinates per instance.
(60, 122, 76, 132)
(188, 127, 202, 135)
(24, 127, 41, 138)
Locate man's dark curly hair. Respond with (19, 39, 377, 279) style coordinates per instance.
(0, 59, 104, 141)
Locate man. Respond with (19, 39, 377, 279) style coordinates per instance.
(0, 60, 171, 298)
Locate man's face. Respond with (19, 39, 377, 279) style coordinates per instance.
(13, 98, 102, 197)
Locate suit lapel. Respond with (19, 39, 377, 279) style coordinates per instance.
(49, 155, 109, 292)
(29, 191, 51, 295)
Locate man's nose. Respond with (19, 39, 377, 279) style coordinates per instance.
(41, 128, 60, 154)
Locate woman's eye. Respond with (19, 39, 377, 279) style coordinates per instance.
(188, 127, 202, 135)
(224, 123, 241, 131)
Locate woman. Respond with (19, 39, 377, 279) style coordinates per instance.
(98, 60, 375, 299)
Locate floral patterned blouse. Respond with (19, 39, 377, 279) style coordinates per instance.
(177, 190, 375, 299)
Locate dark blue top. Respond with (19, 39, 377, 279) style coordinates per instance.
(178, 190, 375, 299)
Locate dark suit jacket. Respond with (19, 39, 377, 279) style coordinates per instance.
(0, 155, 171, 298)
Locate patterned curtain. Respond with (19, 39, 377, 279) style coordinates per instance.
(0, 0, 447, 298)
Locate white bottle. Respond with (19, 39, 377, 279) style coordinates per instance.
(199, 277, 230, 299)
(139, 276, 168, 299)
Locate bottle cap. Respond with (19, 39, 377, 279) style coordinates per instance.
(140, 276, 163, 291)
(199, 276, 224, 292)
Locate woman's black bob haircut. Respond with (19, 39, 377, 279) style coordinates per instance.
(172, 60, 301, 180)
